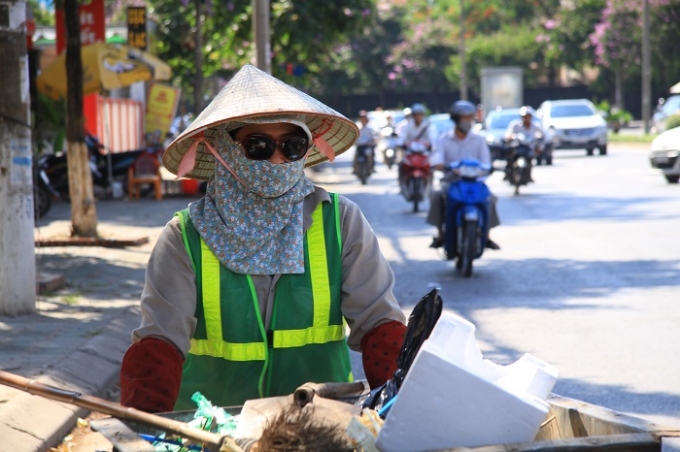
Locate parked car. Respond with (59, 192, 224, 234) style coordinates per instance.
(479, 107, 554, 164)
(649, 126, 680, 184)
(652, 94, 680, 133)
(537, 99, 608, 156)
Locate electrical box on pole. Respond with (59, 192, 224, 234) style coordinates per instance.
(0, 0, 36, 315)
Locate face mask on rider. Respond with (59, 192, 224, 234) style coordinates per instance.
(457, 119, 472, 134)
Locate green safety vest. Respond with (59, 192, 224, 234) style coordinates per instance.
(174, 193, 352, 409)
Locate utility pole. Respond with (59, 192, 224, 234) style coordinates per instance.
(459, 0, 468, 100)
(0, 0, 36, 315)
(193, 0, 204, 112)
(252, 0, 271, 74)
(64, 0, 98, 237)
(642, 0, 651, 134)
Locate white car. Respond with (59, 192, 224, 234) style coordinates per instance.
(652, 95, 680, 133)
(649, 126, 680, 184)
(538, 99, 608, 156)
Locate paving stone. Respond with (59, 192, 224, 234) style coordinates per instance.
(0, 199, 191, 451)
(36, 271, 66, 294)
(0, 420, 44, 452)
(0, 393, 85, 450)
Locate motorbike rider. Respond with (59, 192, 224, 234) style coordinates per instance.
(427, 100, 501, 250)
(504, 106, 544, 177)
(398, 103, 431, 186)
(395, 107, 412, 138)
(399, 103, 431, 149)
(353, 110, 378, 175)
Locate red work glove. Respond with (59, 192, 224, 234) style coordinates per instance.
(360, 320, 407, 389)
(120, 337, 184, 413)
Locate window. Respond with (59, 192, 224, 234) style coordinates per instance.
(550, 104, 596, 118)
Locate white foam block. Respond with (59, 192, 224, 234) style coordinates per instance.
(376, 312, 558, 452)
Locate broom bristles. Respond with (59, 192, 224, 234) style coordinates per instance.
(256, 404, 355, 452)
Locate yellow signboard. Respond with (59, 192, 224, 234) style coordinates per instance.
(127, 6, 147, 50)
(145, 83, 180, 141)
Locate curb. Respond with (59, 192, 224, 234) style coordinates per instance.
(35, 236, 150, 248)
(0, 306, 140, 452)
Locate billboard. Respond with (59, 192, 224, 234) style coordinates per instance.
(55, 0, 106, 55)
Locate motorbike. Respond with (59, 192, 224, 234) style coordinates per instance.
(33, 154, 61, 219)
(376, 126, 399, 170)
(444, 159, 492, 277)
(505, 130, 543, 195)
(354, 144, 375, 185)
(41, 134, 153, 200)
(399, 140, 432, 213)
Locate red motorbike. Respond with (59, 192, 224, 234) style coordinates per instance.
(398, 140, 433, 212)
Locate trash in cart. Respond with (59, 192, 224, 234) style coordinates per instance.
(376, 310, 558, 451)
(3, 289, 680, 451)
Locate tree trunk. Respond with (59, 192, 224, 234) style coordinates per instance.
(64, 0, 98, 237)
(614, 66, 624, 111)
(193, 0, 204, 113)
(547, 63, 558, 88)
(0, 0, 36, 315)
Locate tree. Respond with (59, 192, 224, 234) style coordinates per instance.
(545, 0, 606, 72)
(310, 6, 405, 101)
(649, 1, 680, 92)
(148, 0, 374, 110)
(589, 0, 680, 110)
(589, 0, 642, 109)
(63, 0, 98, 237)
(388, 16, 458, 97)
(448, 26, 545, 95)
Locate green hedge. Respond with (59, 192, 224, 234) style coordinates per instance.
(666, 114, 680, 131)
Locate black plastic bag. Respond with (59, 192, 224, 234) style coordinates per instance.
(361, 288, 443, 415)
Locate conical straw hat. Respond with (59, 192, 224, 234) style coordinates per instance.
(163, 65, 360, 180)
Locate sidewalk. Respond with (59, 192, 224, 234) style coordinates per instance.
(0, 196, 199, 452)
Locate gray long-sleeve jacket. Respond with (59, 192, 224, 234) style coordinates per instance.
(132, 186, 406, 358)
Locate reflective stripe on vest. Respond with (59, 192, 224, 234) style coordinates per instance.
(190, 241, 266, 361)
(187, 196, 343, 361)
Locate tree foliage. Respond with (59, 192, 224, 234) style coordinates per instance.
(588, 0, 680, 105)
(147, 0, 373, 110)
(141, 0, 680, 113)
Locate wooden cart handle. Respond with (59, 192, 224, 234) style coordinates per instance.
(0, 370, 242, 452)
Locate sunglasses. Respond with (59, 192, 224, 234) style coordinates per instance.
(240, 133, 310, 162)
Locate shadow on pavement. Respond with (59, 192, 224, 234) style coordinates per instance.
(35, 253, 146, 302)
(391, 257, 680, 311)
(501, 193, 680, 224)
(35, 196, 202, 229)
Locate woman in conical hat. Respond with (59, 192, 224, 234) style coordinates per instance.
(119, 65, 406, 411)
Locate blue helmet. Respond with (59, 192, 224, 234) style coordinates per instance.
(449, 100, 476, 121)
(411, 103, 427, 115)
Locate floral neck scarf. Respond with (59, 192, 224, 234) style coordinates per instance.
(188, 129, 315, 275)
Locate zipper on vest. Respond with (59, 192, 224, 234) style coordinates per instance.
(246, 275, 269, 398)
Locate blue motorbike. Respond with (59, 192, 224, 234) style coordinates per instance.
(444, 159, 492, 277)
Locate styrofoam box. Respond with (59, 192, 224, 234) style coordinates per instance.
(376, 312, 558, 452)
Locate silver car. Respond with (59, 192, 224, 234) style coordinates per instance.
(649, 126, 680, 184)
(538, 99, 608, 156)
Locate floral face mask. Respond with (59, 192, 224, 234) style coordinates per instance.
(188, 128, 315, 275)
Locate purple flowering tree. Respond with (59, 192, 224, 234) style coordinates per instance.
(589, 0, 642, 109)
(589, 0, 680, 110)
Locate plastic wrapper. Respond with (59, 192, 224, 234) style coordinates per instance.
(151, 392, 239, 451)
(361, 288, 443, 416)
